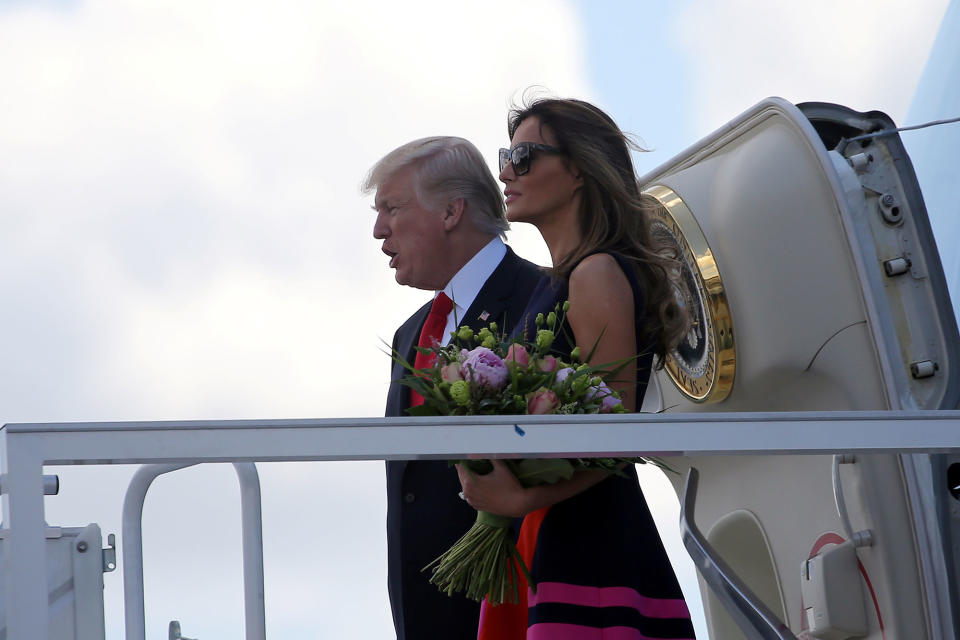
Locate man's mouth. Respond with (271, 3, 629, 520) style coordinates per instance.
(383, 247, 398, 268)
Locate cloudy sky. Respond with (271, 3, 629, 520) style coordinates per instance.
(1, 1, 955, 638)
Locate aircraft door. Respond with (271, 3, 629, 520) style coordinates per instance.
(638, 98, 960, 640)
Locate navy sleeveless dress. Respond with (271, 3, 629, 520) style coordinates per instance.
(497, 253, 696, 639)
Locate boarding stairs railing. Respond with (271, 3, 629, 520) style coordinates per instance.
(2, 410, 960, 640)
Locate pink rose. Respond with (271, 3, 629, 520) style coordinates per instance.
(537, 355, 558, 372)
(505, 343, 530, 368)
(462, 347, 508, 389)
(440, 362, 463, 382)
(527, 388, 560, 414)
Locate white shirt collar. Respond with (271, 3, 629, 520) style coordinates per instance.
(438, 237, 507, 344)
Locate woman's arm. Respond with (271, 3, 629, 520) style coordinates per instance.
(457, 459, 608, 517)
(457, 253, 638, 517)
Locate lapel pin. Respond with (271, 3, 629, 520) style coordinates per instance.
(479, 311, 490, 321)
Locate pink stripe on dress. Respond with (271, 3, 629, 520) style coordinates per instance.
(527, 622, 695, 640)
(528, 582, 691, 619)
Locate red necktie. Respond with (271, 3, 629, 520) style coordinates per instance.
(410, 292, 454, 407)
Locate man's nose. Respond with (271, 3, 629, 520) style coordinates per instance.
(373, 211, 389, 239)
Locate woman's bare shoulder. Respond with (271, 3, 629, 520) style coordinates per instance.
(569, 253, 629, 290)
(567, 253, 633, 313)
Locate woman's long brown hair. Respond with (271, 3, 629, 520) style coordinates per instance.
(507, 96, 688, 365)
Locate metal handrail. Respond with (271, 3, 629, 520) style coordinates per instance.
(3, 411, 959, 638)
(121, 463, 266, 640)
(680, 467, 799, 640)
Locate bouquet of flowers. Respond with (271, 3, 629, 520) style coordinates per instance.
(390, 301, 663, 606)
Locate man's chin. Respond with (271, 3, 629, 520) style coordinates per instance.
(395, 274, 438, 291)
(393, 265, 444, 290)
(394, 272, 417, 289)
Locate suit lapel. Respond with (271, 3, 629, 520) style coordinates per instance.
(388, 303, 431, 412)
(386, 301, 431, 478)
(462, 248, 527, 332)
(395, 305, 430, 377)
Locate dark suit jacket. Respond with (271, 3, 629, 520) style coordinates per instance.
(385, 246, 542, 640)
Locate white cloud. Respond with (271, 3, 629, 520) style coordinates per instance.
(0, 0, 588, 422)
(2, 1, 590, 637)
(673, 0, 950, 135)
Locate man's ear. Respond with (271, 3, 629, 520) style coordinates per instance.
(442, 198, 466, 231)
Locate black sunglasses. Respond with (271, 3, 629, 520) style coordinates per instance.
(498, 142, 562, 176)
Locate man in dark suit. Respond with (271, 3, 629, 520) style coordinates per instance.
(364, 136, 541, 640)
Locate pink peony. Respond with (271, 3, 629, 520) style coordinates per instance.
(537, 355, 558, 372)
(527, 388, 560, 414)
(462, 347, 508, 389)
(505, 343, 530, 368)
(440, 362, 463, 382)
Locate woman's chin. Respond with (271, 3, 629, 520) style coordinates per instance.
(506, 208, 531, 224)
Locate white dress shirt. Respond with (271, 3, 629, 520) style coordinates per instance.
(435, 237, 507, 346)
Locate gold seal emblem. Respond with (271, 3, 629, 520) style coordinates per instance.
(644, 185, 735, 402)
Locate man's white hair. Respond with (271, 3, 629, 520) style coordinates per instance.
(362, 136, 509, 236)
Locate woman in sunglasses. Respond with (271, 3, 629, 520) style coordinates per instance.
(458, 97, 695, 639)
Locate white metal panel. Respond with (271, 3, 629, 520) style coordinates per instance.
(0, 525, 106, 640)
